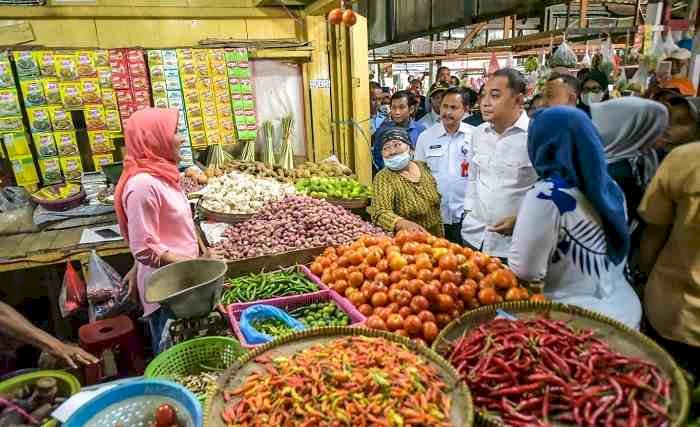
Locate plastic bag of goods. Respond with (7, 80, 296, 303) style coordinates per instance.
(629, 62, 651, 93)
(86, 250, 135, 320)
(59, 260, 87, 318)
(548, 41, 578, 69)
(239, 304, 305, 345)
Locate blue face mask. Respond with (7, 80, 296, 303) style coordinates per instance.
(384, 151, 411, 171)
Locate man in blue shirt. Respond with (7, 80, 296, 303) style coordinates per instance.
(373, 90, 426, 171)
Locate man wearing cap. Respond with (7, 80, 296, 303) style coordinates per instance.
(415, 87, 474, 243)
(418, 83, 449, 129)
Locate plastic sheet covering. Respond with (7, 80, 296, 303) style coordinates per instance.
(252, 60, 306, 159)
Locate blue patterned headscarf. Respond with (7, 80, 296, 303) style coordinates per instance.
(528, 107, 629, 265)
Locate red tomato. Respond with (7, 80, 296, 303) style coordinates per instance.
(334, 280, 349, 296)
(358, 304, 373, 317)
(438, 253, 458, 271)
(371, 291, 388, 307)
(411, 337, 427, 347)
(348, 291, 366, 306)
(398, 306, 413, 318)
(439, 269, 457, 284)
(374, 272, 389, 285)
(155, 404, 176, 426)
(394, 329, 409, 337)
(364, 266, 379, 281)
(436, 294, 455, 313)
(328, 8, 343, 24)
(348, 271, 364, 287)
(410, 295, 430, 313)
(401, 265, 417, 280)
(420, 282, 440, 302)
(388, 254, 408, 271)
(415, 254, 432, 271)
(389, 270, 402, 284)
(397, 290, 412, 307)
(422, 321, 439, 343)
(386, 313, 404, 331)
(435, 313, 452, 328)
(417, 310, 436, 324)
(458, 283, 476, 301)
(388, 288, 401, 303)
(376, 259, 389, 272)
(366, 315, 387, 330)
(441, 282, 459, 299)
(310, 262, 324, 276)
(386, 302, 399, 314)
(404, 315, 422, 335)
(417, 269, 433, 283)
(402, 242, 419, 255)
(406, 279, 422, 296)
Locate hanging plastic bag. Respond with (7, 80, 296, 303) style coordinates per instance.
(239, 304, 305, 345)
(662, 31, 679, 58)
(548, 41, 578, 69)
(581, 45, 592, 69)
(629, 61, 650, 93)
(598, 39, 615, 78)
(58, 260, 86, 318)
(488, 52, 500, 75)
(86, 250, 134, 320)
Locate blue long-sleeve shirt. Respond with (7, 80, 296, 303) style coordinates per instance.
(372, 120, 426, 171)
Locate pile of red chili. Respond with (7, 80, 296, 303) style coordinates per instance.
(447, 317, 672, 426)
(221, 336, 453, 426)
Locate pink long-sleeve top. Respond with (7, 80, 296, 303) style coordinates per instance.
(122, 173, 199, 316)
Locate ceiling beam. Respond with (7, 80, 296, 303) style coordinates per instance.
(456, 22, 488, 50)
(0, 5, 289, 18)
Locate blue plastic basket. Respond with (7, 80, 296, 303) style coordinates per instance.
(64, 379, 202, 427)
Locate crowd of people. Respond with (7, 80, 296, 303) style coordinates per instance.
(368, 65, 700, 371)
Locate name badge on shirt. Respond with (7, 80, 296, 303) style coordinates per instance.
(429, 145, 442, 149)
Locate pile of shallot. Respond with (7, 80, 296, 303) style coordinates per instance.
(216, 195, 383, 260)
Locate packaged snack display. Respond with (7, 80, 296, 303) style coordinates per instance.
(33, 132, 58, 157)
(36, 51, 57, 77)
(11, 156, 39, 186)
(76, 51, 97, 77)
(59, 155, 83, 181)
(55, 130, 79, 156)
(0, 117, 23, 132)
(43, 79, 61, 104)
(59, 82, 83, 109)
(27, 107, 52, 132)
(20, 79, 47, 106)
(94, 50, 109, 67)
(0, 54, 15, 88)
(85, 104, 107, 130)
(225, 48, 257, 141)
(38, 157, 63, 184)
(105, 109, 121, 132)
(55, 54, 79, 81)
(101, 89, 118, 110)
(2, 132, 31, 159)
(13, 51, 40, 80)
(88, 130, 114, 153)
(97, 67, 112, 88)
(49, 105, 74, 131)
(0, 89, 21, 117)
(92, 153, 114, 172)
(80, 78, 102, 104)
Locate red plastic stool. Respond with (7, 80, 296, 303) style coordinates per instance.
(79, 315, 145, 384)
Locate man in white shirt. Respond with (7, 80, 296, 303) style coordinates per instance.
(415, 87, 474, 243)
(418, 83, 448, 129)
(461, 68, 537, 258)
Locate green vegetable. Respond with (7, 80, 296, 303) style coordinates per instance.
(288, 301, 350, 328)
(220, 270, 319, 305)
(251, 318, 295, 337)
(295, 177, 371, 200)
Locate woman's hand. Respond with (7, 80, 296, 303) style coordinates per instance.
(122, 264, 137, 301)
(47, 341, 99, 369)
(203, 246, 226, 260)
(396, 219, 428, 233)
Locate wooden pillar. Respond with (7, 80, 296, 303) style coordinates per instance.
(580, 0, 589, 28)
(304, 15, 334, 163)
(634, 0, 643, 26)
(503, 16, 514, 39)
(348, 15, 372, 185)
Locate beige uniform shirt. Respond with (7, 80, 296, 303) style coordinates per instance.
(638, 142, 700, 346)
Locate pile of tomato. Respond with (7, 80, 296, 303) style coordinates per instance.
(309, 230, 542, 346)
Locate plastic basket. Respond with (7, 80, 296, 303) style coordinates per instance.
(0, 370, 81, 427)
(227, 290, 366, 348)
(145, 336, 245, 378)
(297, 264, 331, 291)
(64, 379, 201, 427)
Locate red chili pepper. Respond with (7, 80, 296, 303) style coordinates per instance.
(628, 399, 639, 427)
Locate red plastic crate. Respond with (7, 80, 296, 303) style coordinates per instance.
(227, 290, 366, 349)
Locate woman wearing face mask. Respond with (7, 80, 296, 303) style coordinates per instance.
(369, 128, 443, 237)
(578, 70, 609, 116)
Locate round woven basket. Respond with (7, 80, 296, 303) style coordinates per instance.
(432, 301, 690, 427)
(204, 326, 475, 426)
(199, 206, 253, 224)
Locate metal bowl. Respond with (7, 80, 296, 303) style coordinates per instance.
(145, 259, 227, 319)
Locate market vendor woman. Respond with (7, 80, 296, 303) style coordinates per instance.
(115, 108, 222, 353)
(508, 107, 642, 329)
(369, 128, 443, 237)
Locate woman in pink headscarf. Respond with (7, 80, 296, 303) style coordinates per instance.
(114, 108, 221, 353)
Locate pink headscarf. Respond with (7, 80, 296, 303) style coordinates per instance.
(114, 108, 181, 242)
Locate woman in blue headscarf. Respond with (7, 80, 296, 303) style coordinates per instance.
(509, 107, 642, 329)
